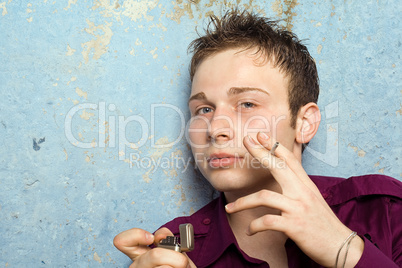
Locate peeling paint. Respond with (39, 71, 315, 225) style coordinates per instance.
(75, 87, 88, 99)
(1, 1, 400, 265)
(135, 38, 142, 46)
(317, 44, 323, 54)
(328, 126, 336, 132)
(396, 104, 402, 115)
(81, 20, 113, 64)
(271, 0, 299, 30)
(348, 143, 358, 152)
(80, 109, 95, 120)
(150, 47, 158, 59)
(357, 149, 366, 158)
(272, 0, 283, 15)
(0, 2, 8, 16)
(66, 44, 76, 56)
(168, 1, 195, 24)
(64, 0, 77, 11)
(122, 0, 158, 21)
(63, 148, 69, 160)
(93, 252, 102, 263)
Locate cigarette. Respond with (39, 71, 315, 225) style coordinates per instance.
(270, 142, 279, 155)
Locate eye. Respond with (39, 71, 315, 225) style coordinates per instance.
(240, 102, 256, 109)
(196, 107, 214, 115)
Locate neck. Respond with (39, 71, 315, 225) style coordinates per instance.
(224, 177, 283, 231)
(224, 175, 282, 203)
(223, 180, 289, 266)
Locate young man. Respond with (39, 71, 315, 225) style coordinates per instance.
(114, 10, 402, 267)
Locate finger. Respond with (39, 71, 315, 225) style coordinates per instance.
(247, 214, 288, 235)
(243, 134, 285, 174)
(132, 247, 189, 268)
(243, 135, 302, 194)
(225, 189, 295, 214)
(154, 227, 174, 246)
(255, 132, 321, 194)
(113, 228, 154, 260)
(254, 132, 332, 209)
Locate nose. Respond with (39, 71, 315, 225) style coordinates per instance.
(208, 108, 234, 142)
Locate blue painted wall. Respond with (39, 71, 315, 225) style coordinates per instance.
(0, 0, 400, 266)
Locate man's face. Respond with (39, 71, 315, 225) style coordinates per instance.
(188, 48, 298, 194)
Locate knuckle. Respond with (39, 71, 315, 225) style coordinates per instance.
(113, 235, 122, 248)
(148, 248, 188, 267)
(176, 256, 189, 268)
(294, 200, 309, 213)
(260, 156, 271, 167)
(234, 196, 245, 207)
(257, 189, 271, 200)
(149, 247, 164, 259)
(262, 215, 276, 226)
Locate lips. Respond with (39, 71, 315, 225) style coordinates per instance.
(207, 153, 243, 168)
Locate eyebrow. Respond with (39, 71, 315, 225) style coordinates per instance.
(188, 92, 207, 103)
(228, 87, 270, 96)
(188, 87, 269, 104)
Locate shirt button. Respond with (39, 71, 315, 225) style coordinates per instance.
(202, 218, 211, 225)
(322, 192, 329, 199)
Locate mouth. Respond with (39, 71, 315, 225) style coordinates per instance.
(207, 153, 243, 168)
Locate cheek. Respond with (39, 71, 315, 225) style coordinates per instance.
(187, 117, 209, 145)
(242, 115, 272, 137)
(242, 112, 292, 136)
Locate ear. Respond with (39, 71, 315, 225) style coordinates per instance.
(295, 102, 321, 144)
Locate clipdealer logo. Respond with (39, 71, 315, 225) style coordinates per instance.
(304, 101, 339, 167)
(64, 101, 339, 167)
(64, 102, 185, 160)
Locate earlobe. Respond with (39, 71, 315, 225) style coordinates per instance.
(295, 102, 321, 144)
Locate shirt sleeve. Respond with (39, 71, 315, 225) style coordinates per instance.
(390, 197, 402, 266)
(354, 195, 402, 268)
(354, 236, 399, 268)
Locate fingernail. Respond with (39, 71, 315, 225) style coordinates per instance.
(247, 135, 256, 144)
(225, 202, 234, 210)
(259, 132, 269, 140)
(145, 232, 154, 241)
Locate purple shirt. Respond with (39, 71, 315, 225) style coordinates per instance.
(159, 174, 402, 267)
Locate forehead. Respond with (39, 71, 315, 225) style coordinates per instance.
(190, 48, 289, 96)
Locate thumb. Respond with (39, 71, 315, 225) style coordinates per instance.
(113, 228, 155, 260)
(154, 227, 174, 246)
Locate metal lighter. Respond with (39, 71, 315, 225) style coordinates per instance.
(158, 223, 194, 253)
